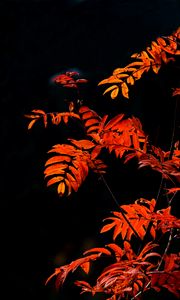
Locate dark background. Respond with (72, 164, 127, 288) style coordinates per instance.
(1, 0, 180, 299)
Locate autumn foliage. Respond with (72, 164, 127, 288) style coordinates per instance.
(25, 27, 180, 299)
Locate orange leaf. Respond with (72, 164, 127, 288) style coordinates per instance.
(80, 262, 90, 274)
(100, 222, 116, 234)
(78, 106, 89, 113)
(111, 87, 119, 99)
(31, 109, 45, 114)
(44, 164, 67, 177)
(103, 85, 119, 95)
(127, 75, 135, 85)
(113, 67, 127, 75)
(99, 76, 122, 85)
(85, 118, 99, 127)
(27, 119, 37, 129)
(106, 243, 123, 261)
(24, 114, 40, 119)
(64, 178, 72, 196)
(81, 111, 97, 120)
(69, 139, 95, 150)
(66, 173, 79, 192)
(72, 160, 89, 179)
(57, 181, 65, 195)
(87, 125, 100, 133)
(45, 155, 71, 166)
(152, 63, 161, 74)
(47, 176, 64, 186)
(104, 114, 124, 131)
(69, 166, 82, 183)
(83, 247, 111, 256)
(126, 61, 144, 67)
(121, 82, 129, 98)
(91, 145, 102, 159)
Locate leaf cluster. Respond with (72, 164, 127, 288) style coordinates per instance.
(24, 27, 180, 300)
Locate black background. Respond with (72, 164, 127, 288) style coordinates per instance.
(1, 0, 180, 299)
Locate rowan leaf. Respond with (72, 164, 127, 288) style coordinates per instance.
(122, 83, 130, 99)
(106, 243, 123, 261)
(46, 176, 64, 186)
(103, 85, 119, 95)
(85, 118, 99, 127)
(27, 119, 37, 129)
(69, 139, 95, 150)
(31, 109, 45, 114)
(99, 27, 180, 100)
(104, 114, 124, 131)
(83, 247, 111, 256)
(57, 181, 66, 195)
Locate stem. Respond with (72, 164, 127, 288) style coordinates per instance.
(130, 282, 151, 300)
(100, 174, 120, 208)
(168, 191, 178, 206)
(156, 228, 174, 271)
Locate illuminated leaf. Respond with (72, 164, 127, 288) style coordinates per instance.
(121, 82, 129, 98)
(47, 176, 64, 187)
(98, 27, 180, 100)
(83, 247, 111, 256)
(69, 139, 95, 150)
(104, 114, 124, 131)
(28, 119, 37, 129)
(103, 85, 119, 96)
(58, 181, 65, 195)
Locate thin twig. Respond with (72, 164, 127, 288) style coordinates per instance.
(157, 228, 174, 271)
